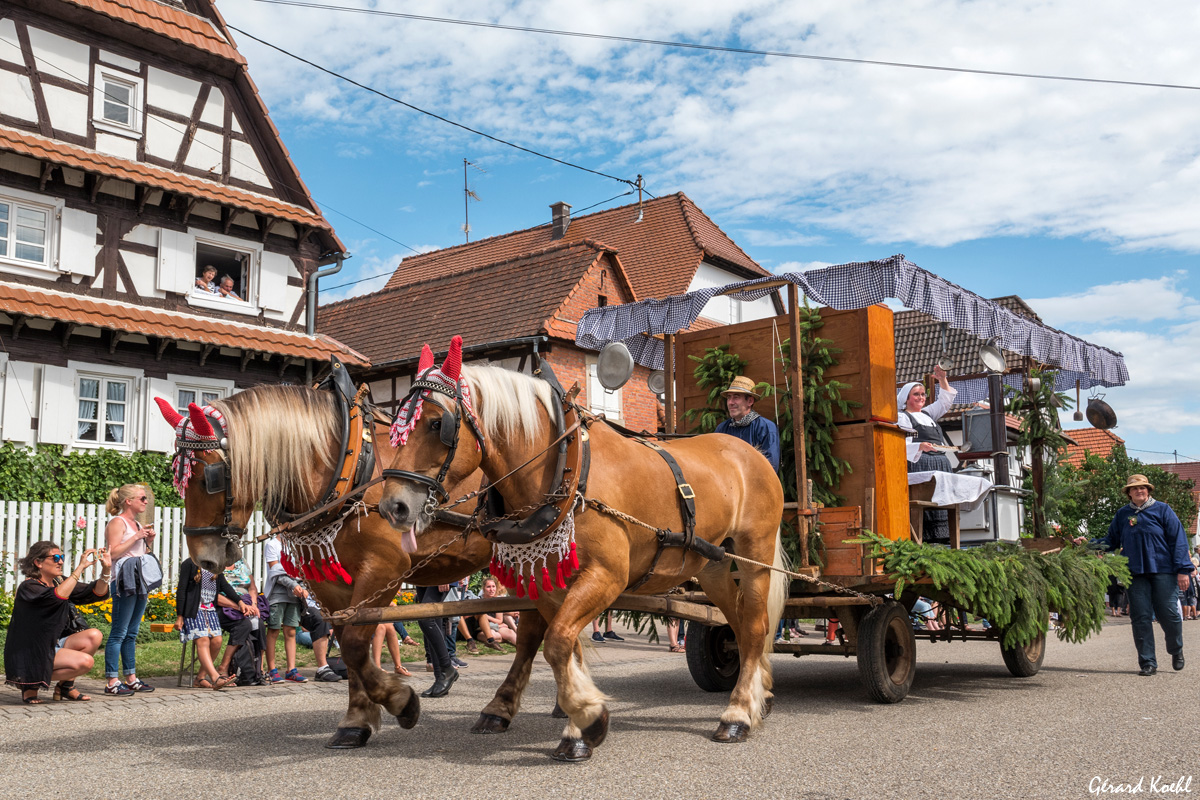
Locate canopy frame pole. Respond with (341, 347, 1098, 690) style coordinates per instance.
(788, 284, 810, 567)
(665, 333, 676, 434)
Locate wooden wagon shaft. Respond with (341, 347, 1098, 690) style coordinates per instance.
(336, 593, 729, 627)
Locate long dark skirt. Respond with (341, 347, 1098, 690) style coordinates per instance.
(911, 451, 952, 544)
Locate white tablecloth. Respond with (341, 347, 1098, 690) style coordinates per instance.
(908, 471, 993, 511)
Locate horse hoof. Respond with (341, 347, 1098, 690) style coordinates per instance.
(325, 727, 371, 749)
(762, 696, 774, 719)
(711, 721, 750, 743)
(471, 713, 511, 734)
(396, 690, 420, 730)
(551, 702, 568, 719)
(552, 737, 592, 762)
(581, 707, 609, 748)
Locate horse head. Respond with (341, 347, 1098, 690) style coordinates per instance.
(379, 336, 484, 546)
(155, 397, 254, 573)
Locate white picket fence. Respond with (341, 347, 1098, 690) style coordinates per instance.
(0, 501, 273, 594)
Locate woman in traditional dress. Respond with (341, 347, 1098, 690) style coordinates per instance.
(896, 365, 957, 544)
(4, 541, 109, 703)
(175, 557, 247, 690)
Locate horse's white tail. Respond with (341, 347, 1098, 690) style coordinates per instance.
(764, 527, 789, 658)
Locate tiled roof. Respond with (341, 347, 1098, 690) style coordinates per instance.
(322, 240, 619, 366)
(895, 296, 1040, 382)
(0, 282, 367, 366)
(383, 193, 767, 301)
(1152, 462, 1200, 486)
(1062, 428, 1125, 467)
(58, 0, 244, 63)
(0, 125, 331, 231)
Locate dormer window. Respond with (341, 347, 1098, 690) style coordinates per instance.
(194, 240, 252, 304)
(93, 67, 143, 137)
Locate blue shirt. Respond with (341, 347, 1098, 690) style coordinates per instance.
(1102, 499, 1195, 575)
(715, 415, 780, 472)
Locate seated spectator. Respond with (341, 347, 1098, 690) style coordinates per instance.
(296, 598, 341, 682)
(176, 557, 249, 690)
(371, 623, 411, 677)
(217, 558, 266, 686)
(263, 536, 307, 683)
(218, 274, 242, 301)
(4, 542, 110, 704)
(472, 577, 517, 646)
(911, 597, 942, 631)
(194, 265, 219, 295)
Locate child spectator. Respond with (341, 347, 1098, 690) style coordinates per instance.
(263, 536, 307, 683)
(175, 557, 248, 690)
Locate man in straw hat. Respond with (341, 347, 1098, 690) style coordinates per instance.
(1100, 474, 1194, 676)
(714, 376, 780, 472)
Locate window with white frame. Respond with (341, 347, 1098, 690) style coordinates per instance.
(176, 386, 224, 413)
(93, 68, 143, 135)
(76, 374, 131, 445)
(0, 196, 52, 268)
(587, 361, 622, 420)
(194, 240, 253, 303)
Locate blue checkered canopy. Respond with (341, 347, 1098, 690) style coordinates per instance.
(575, 254, 1129, 392)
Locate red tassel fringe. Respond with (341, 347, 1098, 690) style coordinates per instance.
(569, 542, 579, 572)
(541, 567, 552, 592)
(514, 578, 525, 598)
(528, 576, 539, 600)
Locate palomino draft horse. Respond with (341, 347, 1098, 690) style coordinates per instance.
(153, 365, 553, 749)
(379, 337, 788, 761)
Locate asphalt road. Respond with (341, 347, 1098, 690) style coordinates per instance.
(1, 619, 1193, 800)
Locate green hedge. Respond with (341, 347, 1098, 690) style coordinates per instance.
(0, 443, 181, 506)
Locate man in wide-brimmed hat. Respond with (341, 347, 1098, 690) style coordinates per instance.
(714, 376, 779, 472)
(1101, 474, 1194, 676)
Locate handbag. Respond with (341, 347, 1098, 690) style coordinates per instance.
(139, 552, 164, 593)
(61, 602, 88, 637)
(325, 654, 349, 680)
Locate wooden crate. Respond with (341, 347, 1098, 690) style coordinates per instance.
(672, 305, 895, 430)
(815, 505, 872, 579)
(149, 623, 174, 633)
(830, 420, 910, 542)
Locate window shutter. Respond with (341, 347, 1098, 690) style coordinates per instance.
(157, 228, 194, 294)
(58, 207, 99, 277)
(38, 365, 76, 445)
(2, 360, 36, 444)
(258, 251, 289, 312)
(143, 377, 176, 452)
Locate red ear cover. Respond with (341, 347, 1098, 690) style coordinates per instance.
(155, 397, 184, 428)
(418, 343, 435, 374)
(187, 403, 215, 438)
(442, 335, 463, 381)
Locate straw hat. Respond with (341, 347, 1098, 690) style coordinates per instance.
(721, 376, 762, 399)
(1122, 474, 1154, 495)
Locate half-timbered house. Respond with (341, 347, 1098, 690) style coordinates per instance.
(0, 0, 364, 454)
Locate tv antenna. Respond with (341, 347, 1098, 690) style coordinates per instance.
(463, 158, 485, 242)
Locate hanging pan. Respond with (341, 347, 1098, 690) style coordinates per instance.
(597, 342, 634, 391)
(1085, 392, 1118, 430)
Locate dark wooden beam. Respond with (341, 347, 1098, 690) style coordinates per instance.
(108, 330, 128, 354)
(199, 343, 216, 366)
(277, 357, 291, 379)
(11, 315, 27, 340)
(39, 161, 54, 191)
(258, 215, 276, 243)
(180, 197, 198, 226)
(60, 322, 78, 349)
(240, 349, 254, 372)
(220, 206, 233, 235)
(135, 185, 148, 215)
(155, 337, 171, 361)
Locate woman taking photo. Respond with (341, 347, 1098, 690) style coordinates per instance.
(4, 541, 110, 703)
(104, 484, 157, 695)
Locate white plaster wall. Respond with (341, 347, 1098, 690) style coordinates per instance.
(0, 19, 20, 63)
(688, 261, 776, 324)
(42, 83, 88, 136)
(0, 153, 40, 177)
(98, 50, 140, 73)
(146, 66, 200, 117)
(231, 113, 242, 134)
(200, 89, 224, 126)
(120, 250, 157, 297)
(192, 202, 221, 221)
(28, 27, 88, 85)
(98, 181, 135, 200)
(123, 224, 159, 248)
(232, 211, 256, 229)
(94, 131, 138, 160)
(145, 112, 186, 160)
(183, 128, 224, 173)
(0, 72, 37, 121)
(229, 139, 270, 186)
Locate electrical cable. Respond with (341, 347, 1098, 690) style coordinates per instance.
(247, 0, 1200, 92)
(226, 24, 642, 187)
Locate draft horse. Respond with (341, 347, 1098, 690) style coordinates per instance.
(379, 337, 788, 761)
(154, 363, 554, 749)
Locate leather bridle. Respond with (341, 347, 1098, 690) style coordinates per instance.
(176, 411, 244, 545)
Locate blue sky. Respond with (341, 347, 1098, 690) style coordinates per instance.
(222, 1, 1200, 465)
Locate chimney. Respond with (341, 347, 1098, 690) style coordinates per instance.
(550, 201, 571, 239)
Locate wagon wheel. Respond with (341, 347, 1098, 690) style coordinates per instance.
(685, 622, 740, 692)
(1000, 630, 1046, 677)
(856, 601, 916, 704)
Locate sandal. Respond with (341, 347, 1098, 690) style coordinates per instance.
(213, 674, 235, 691)
(21, 689, 43, 704)
(394, 665, 412, 677)
(53, 681, 90, 702)
(193, 676, 213, 689)
(669, 644, 686, 653)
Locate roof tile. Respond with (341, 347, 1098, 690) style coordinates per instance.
(59, 0, 244, 63)
(1062, 428, 1125, 467)
(0, 282, 366, 365)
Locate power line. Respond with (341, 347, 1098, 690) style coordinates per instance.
(248, 0, 1200, 93)
(226, 24, 643, 187)
(1125, 447, 1199, 462)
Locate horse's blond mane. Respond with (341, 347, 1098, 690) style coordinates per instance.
(210, 386, 339, 510)
(461, 365, 554, 447)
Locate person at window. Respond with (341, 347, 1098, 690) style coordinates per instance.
(218, 274, 242, 301)
(714, 376, 780, 472)
(1097, 474, 1193, 676)
(896, 366, 957, 544)
(195, 265, 219, 294)
(4, 542, 110, 704)
(103, 484, 157, 695)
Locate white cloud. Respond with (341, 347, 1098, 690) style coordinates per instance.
(1028, 273, 1200, 325)
(771, 260, 833, 274)
(335, 142, 372, 159)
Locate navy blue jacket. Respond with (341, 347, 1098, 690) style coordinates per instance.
(1102, 500, 1195, 575)
(715, 415, 780, 473)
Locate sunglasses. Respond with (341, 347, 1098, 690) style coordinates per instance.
(47, 554, 65, 564)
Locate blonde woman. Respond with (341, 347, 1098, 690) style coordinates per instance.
(103, 484, 157, 695)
